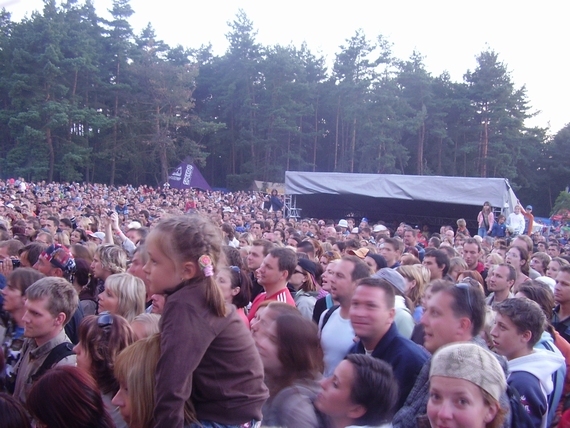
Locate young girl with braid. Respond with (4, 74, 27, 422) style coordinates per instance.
(144, 215, 267, 428)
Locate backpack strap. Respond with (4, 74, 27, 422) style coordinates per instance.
(320, 304, 340, 332)
(31, 342, 75, 382)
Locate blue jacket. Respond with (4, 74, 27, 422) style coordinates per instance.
(508, 349, 565, 428)
(491, 221, 507, 238)
(535, 332, 566, 427)
(349, 323, 428, 409)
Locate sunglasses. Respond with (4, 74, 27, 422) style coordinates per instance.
(98, 311, 113, 328)
(455, 282, 474, 315)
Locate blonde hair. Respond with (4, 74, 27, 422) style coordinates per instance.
(486, 253, 504, 266)
(449, 257, 469, 280)
(114, 335, 195, 428)
(55, 231, 70, 247)
(397, 264, 429, 307)
(131, 313, 161, 339)
(148, 215, 226, 317)
(115, 335, 160, 428)
(104, 273, 146, 322)
(95, 244, 127, 274)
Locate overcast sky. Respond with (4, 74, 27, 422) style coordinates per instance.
(5, 0, 569, 134)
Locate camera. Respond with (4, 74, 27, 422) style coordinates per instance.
(107, 211, 114, 216)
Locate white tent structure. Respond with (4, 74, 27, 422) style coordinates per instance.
(285, 171, 519, 228)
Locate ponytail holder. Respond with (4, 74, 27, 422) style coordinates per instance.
(198, 255, 214, 277)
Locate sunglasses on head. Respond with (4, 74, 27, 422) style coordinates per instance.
(98, 311, 113, 328)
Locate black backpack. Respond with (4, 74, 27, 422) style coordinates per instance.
(320, 304, 340, 332)
(506, 384, 535, 428)
(30, 342, 75, 382)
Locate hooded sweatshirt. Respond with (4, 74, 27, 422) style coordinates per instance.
(508, 349, 565, 428)
(535, 331, 567, 426)
(394, 295, 414, 339)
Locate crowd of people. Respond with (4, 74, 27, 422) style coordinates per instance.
(1, 179, 570, 427)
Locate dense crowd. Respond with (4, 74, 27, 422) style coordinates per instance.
(1, 179, 570, 428)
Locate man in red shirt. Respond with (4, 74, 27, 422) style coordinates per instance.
(248, 247, 297, 322)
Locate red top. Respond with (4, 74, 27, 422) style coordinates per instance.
(247, 288, 295, 321)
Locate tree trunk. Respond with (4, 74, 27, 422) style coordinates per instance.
(299, 116, 303, 170)
(351, 117, 356, 173)
(231, 113, 236, 174)
(157, 105, 168, 184)
(110, 60, 121, 186)
(313, 95, 318, 172)
(437, 136, 443, 174)
(481, 112, 489, 177)
(334, 96, 340, 171)
(286, 131, 290, 171)
(417, 119, 425, 175)
(46, 128, 54, 182)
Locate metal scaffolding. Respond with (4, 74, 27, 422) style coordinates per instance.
(283, 194, 301, 219)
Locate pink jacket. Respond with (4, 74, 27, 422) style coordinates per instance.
(477, 210, 495, 231)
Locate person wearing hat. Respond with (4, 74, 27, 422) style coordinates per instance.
(348, 277, 428, 410)
(426, 342, 507, 428)
(347, 247, 369, 260)
(337, 219, 349, 235)
(33, 244, 76, 283)
(365, 253, 388, 274)
(289, 258, 320, 320)
(392, 280, 507, 428)
(372, 268, 415, 339)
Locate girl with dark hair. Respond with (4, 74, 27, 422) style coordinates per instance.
(215, 265, 251, 326)
(255, 313, 323, 427)
(505, 245, 530, 292)
(73, 258, 98, 316)
(315, 354, 398, 428)
(74, 313, 137, 428)
(477, 201, 494, 238)
(289, 258, 320, 320)
(27, 365, 115, 428)
(70, 228, 89, 245)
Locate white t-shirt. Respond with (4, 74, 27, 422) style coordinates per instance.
(507, 212, 525, 235)
(319, 308, 355, 377)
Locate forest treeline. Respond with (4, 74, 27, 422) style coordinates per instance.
(0, 0, 569, 216)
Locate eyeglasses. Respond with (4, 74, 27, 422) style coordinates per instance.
(98, 311, 113, 328)
(294, 269, 305, 275)
(455, 282, 474, 315)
